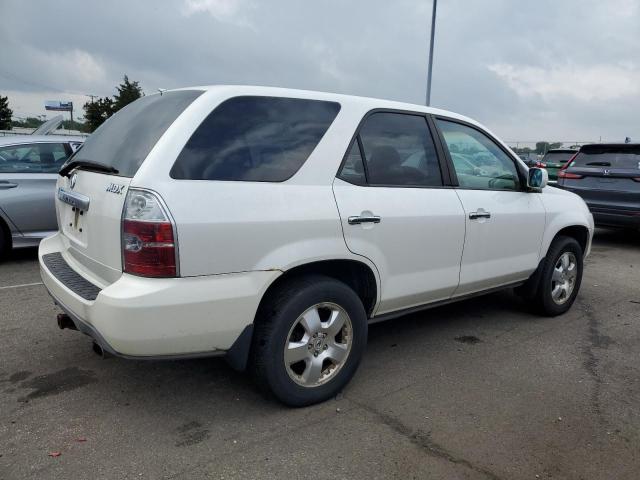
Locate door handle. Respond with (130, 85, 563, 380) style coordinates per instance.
(0, 181, 18, 189)
(469, 211, 491, 220)
(348, 215, 381, 225)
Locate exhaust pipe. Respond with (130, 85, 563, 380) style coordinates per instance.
(57, 313, 77, 331)
(92, 341, 112, 359)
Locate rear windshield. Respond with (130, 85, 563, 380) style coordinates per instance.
(170, 96, 340, 182)
(71, 90, 203, 177)
(542, 151, 575, 163)
(572, 146, 640, 169)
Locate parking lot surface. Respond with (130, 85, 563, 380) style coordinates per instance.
(1, 229, 639, 479)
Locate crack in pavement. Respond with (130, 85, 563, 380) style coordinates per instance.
(577, 300, 614, 427)
(346, 397, 504, 480)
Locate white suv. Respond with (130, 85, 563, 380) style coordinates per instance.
(40, 86, 594, 406)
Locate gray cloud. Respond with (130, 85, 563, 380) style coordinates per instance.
(1, 0, 638, 142)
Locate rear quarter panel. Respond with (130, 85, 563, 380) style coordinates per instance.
(131, 88, 379, 278)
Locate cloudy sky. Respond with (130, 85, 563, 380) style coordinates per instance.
(1, 0, 639, 143)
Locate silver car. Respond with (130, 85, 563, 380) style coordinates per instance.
(0, 134, 84, 256)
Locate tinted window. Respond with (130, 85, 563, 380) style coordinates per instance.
(339, 141, 366, 185)
(171, 96, 340, 182)
(0, 143, 70, 173)
(542, 151, 575, 163)
(437, 120, 520, 191)
(358, 112, 442, 186)
(71, 90, 203, 178)
(572, 146, 640, 169)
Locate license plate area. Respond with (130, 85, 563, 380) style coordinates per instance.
(58, 188, 90, 244)
(61, 204, 87, 244)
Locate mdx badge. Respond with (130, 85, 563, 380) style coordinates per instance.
(106, 183, 126, 194)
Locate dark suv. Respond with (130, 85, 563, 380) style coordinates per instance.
(557, 143, 640, 229)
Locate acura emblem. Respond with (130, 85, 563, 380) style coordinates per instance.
(69, 173, 77, 189)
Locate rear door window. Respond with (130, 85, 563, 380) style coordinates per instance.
(0, 143, 71, 173)
(170, 96, 341, 182)
(70, 90, 203, 178)
(355, 112, 443, 187)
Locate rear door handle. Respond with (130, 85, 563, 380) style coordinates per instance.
(0, 181, 18, 189)
(348, 215, 381, 225)
(469, 210, 491, 220)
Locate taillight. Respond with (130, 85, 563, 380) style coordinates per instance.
(535, 161, 547, 168)
(122, 189, 177, 278)
(557, 152, 581, 180)
(558, 171, 583, 179)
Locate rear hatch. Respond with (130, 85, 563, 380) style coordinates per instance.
(558, 144, 640, 213)
(55, 90, 203, 284)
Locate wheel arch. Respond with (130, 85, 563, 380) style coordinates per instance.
(226, 258, 379, 372)
(259, 259, 378, 318)
(552, 225, 590, 254)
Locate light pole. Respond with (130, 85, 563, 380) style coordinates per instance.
(425, 0, 438, 106)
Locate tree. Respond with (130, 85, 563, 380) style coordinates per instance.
(0, 95, 13, 130)
(11, 116, 44, 129)
(535, 141, 563, 154)
(83, 97, 114, 132)
(113, 75, 143, 112)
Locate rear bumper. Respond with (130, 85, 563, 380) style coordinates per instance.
(39, 233, 280, 357)
(556, 186, 640, 228)
(591, 209, 640, 228)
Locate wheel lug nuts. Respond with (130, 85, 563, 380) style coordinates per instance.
(313, 352, 318, 357)
(323, 344, 328, 350)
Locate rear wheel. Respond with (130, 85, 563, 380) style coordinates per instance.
(251, 275, 368, 406)
(532, 236, 583, 316)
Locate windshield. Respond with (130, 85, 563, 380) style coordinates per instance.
(68, 90, 203, 177)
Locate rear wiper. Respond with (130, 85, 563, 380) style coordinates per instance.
(585, 161, 611, 167)
(60, 160, 119, 177)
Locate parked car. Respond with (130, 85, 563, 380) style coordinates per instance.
(557, 143, 640, 229)
(39, 86, 594, 406)
(538, 149, 578, 182)
(0, 134, 84, 256)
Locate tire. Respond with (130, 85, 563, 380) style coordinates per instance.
(0, 220, 10, 260)
(532, 236, 583, 316)
(251, 275, 368, 407)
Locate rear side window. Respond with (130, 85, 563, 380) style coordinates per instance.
(0, 143, 71, 173)
(171, 96, 341, 182)
(71, 90, 203, 178)
(572, 146, 640, 169)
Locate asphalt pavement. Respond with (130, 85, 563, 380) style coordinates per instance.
(1, 229, 639, 479)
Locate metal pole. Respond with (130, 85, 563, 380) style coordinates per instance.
(425, 0, 438, 106)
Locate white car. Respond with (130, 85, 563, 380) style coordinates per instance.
(39, 86, 594, 406)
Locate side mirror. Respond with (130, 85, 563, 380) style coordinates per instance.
(527, 167, 548, 191)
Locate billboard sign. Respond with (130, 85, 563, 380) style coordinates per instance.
(45, 101, 73, 112)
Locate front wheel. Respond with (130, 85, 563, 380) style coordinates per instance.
(251, 275, 368, 407)
(533, 236, 584, 316)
